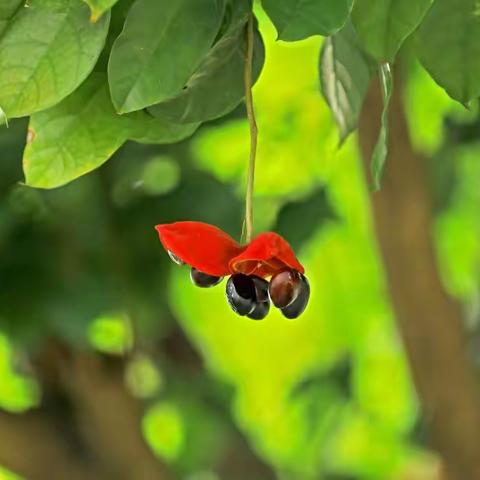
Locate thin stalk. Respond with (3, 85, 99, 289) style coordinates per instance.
(243, 11, 257, 243)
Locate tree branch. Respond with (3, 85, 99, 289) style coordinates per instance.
(62, 352, 173, 480)
(358, 76, 480, 480)
(0, 409, 98, 480)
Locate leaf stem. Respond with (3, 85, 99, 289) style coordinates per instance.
(243, 11, 257, 243)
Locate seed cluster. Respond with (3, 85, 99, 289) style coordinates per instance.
(170, 251, 310, 320)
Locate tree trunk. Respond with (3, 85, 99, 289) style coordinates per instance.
(358, 77, 480, 480)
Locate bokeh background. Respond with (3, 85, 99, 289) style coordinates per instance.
(0, 10, 479, 480)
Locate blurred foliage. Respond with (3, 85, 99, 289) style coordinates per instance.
(0, 7, 479, 480)
(0, 333, 38, 413)
(87, 313, 133, 355)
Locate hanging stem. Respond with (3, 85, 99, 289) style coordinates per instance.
(243, 11, 257, 243)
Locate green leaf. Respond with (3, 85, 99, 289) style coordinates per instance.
(23, 73, 200, 188)
(0, 0, 23, 17)
(82, 0, 119, 21)
(129, 113, 200, 144)
(417, 0, 480, 105)
(108, 0, 225, 113)
(261, 0, 353, 41)
(0, 0, 110, 118)
(23, 74, 132, 189)
(148, 3, 265, 124)
(371, 63, 393, 191)
(352, 0, 434, 62)
(320, 23, 373, 145)
(0, 106, 8, 127)
(0, 0, 23, 35)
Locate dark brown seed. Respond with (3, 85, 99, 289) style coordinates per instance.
(281, 274, 310, 319)
(268, 270, 302, 308)
(190, 267, 223, 288)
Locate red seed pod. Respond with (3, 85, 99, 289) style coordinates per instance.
(155, 220, 309, 320)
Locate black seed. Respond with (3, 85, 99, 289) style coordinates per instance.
(251, 275, 269, 303)
(226, 274, 256, 316)
(269, 270, 302, 308)
(247, 301, 270, 320)
(168, 250, 184, 265)
(281, 274, 310, 319)
(190, 268, 223, 288)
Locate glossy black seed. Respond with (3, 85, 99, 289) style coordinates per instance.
(251, 275, 269, 303)
(269, 270, 302, 308)
(226, 274, 256, 316)
(190, 268, 223, 288)
(247, 300, 270, 320)
(168, 250, 184, 265)
(281, 274, 310, 319)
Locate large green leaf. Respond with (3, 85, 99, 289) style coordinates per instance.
(261, 0, 353, 41)
(0, 0, 110, 119)
(0, 0, 22, 35)
(129, 114, 200, 144)
(0, 0, 23, 17)
(417, 0, 480, 105)
(148, 5, 265, 124)
(108, 0, 225, 113)
(23, 74, 132, 188)
(82, 0, 119, 21)
(352, 0, 434, 62)
(320, 23, 373, 145)
(23, 74, 200, 188)
(371, 63, 393, 191)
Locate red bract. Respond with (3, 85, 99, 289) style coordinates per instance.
(155, 221, 304, 278)
(155, 222, 243, 276)
(229, 232, 304, 277)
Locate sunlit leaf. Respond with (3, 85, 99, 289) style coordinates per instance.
(352, 0, 434, 62)
(82, 0, 118, 21)
(261, 0, 353, 41)
(23, 74, 132, 188)
(417, 0, 480, 105)
(320, 22, 373, 145)
(0, 0, 22, 35)
(0, 0, 110, 118)
(23, 73, 198, 188)
(371, 63, 393, 191)
(108, 0, 224, 113)
(0, 0, 23, 18)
